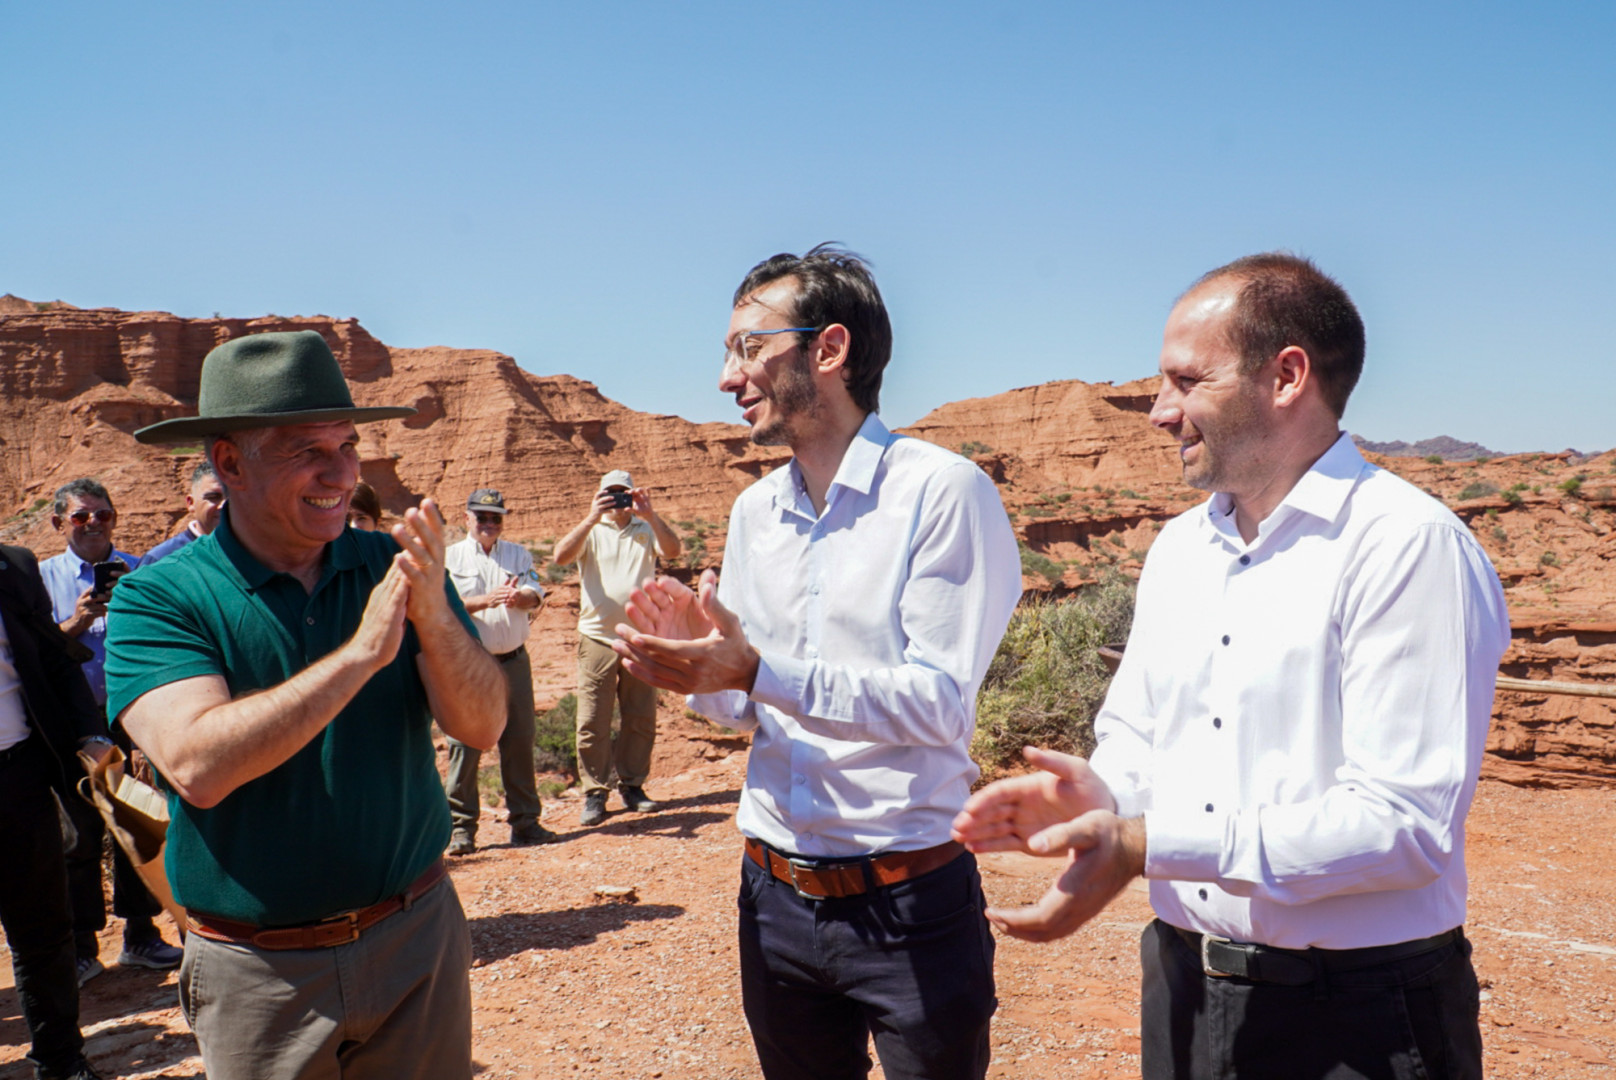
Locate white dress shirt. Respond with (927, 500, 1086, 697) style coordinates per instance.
(689, 413, 1022, 858)
(1091, 433, 1509, 949)
(444, 536, 543, 656)
(0, 614, 30, 751)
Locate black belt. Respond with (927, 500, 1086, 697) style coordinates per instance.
(493, 644, 527, 663)
(0, 737, 36, 768)
(1171, 923, 1463, 985)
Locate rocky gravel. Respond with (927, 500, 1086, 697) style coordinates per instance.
(5, 712, 1614, 1078)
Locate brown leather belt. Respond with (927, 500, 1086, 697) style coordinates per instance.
(744, 837, 964, 900)
(189, 861, 448, 950)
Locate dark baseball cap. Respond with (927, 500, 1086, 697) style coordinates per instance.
(467, 488, 510, 514)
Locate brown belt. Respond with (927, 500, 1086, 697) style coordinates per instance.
(189, 861, 448, 950)
(744, 837, 964, 900)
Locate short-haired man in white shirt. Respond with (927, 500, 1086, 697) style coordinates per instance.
(953, 253, 1509, 1080)
(612, 245, 1021, 1080)
(552, 470, 681, 827)
(442, 488, 552, 854)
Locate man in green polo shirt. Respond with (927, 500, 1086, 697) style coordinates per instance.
(104, 331, 504, 1080)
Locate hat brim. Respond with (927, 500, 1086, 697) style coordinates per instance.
(467, 506, 511, 515)
(133, 406, 417, 445)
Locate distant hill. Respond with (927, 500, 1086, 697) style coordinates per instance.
(1353, 434, 1504, 461)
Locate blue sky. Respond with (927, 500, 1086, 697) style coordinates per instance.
(5, 3, 1612, 452)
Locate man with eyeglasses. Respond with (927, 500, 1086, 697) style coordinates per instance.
(613, 245, 1021, 1080)
(441, 488, 553, 854)
(41, 478, 181, 984)
(553, 470, 681, 827)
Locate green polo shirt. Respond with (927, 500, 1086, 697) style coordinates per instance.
(105, 516, 478, 926)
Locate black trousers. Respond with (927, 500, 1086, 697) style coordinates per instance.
(1141, 918, 1483, 1080)
(737, 849, 996, 1080)
(0, 736, 85, 1075)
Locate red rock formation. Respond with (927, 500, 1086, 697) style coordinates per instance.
(3, 300, 1610, 785)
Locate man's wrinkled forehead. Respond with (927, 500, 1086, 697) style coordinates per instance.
(262, 420, 360, 452)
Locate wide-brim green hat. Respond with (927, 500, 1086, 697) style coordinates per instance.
(134, 330, 415, 444)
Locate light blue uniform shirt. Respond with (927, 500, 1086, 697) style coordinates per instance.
(40, 547, 136, 706)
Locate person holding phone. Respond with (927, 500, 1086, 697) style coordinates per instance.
(441, 487, 552, 855)
(40, 478, 180, 983)
(552, 470, 680, 826)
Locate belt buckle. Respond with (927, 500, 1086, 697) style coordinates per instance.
(317, 910, 362, 946)
(1200, 933, 1234, 978)
(786, 857, 829, 901)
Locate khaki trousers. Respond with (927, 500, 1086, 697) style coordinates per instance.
(179, 875, 473, 1080)
(575, 634, 658, 795)
(444, 646, 541, 835)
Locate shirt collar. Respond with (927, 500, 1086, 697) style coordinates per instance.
(214, 506, 359, 588)
(1198, 431, 1369, 542)
(775, 412, 891, 515)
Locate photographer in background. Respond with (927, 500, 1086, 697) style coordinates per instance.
(41, 478, 180, 983)
(552, 470, 680, 826)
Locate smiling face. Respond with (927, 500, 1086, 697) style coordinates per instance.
(465, 507, 505, 550)
(1150, 279, 1275, 498)
(721, 277, 822, 447)
(215, 421, 361, 569)
(53, 493, 116, 563)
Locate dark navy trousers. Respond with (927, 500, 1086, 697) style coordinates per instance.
(737, 848, 997, 1080)
(1141, 918, 1484, 1079)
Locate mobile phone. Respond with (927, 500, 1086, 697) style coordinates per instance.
(92, 561, 127, 597)
(609, 491, 633, 509)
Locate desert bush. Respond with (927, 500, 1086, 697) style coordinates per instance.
(1457, 481, 1497, 501)
(1018, 542, 1063, 585)
(1559, 475, 1584, 497)
(533, 693, 580, 776)
(1424, 454, 1445, 464)
(972, 573, 1137, 777)
(960, 441, 993, 456)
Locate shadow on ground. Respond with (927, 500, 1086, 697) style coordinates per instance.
(468, 903, 685, 964)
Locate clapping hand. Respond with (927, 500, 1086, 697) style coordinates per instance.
(611, 569, 759, 694)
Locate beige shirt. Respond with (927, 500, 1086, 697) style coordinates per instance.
(445, 536, 543, 656)
(575, 518, 657, 645)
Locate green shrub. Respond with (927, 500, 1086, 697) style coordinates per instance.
(960, 441, 993, 456)
(1457, 482, 1497, 501)
(544, 562, 570, 584)
(533, 694, 580, 776)
(1559, 476, 1584, 497)
(1540, 551, 1559, 568)
(972, 574, 1137, 776)
(1018, 542, 1063, 585)
(1119, 489, 1141, 500)
(1424, 454, 1445, 464)
(1502, 483, 1527, 506)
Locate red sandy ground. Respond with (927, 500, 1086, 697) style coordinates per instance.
(4, 708, 1615, 1079)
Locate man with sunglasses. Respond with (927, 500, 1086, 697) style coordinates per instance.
(613, 245, 1021, 1080)
(441, 488, 552, 854)
(40, 478, 180, 984)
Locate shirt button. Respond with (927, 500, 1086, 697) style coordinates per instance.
(1221, 635, 1230, 646)
(1213, 717, 1222, 729)
(1239, 555, 1250, 566)
(810, 584, 821, 596)
(793, 775, 805, 786)
(1205, 803, 1214, 813)
(1198, 888, 1209, 901)
(306, 616, 316, 626)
